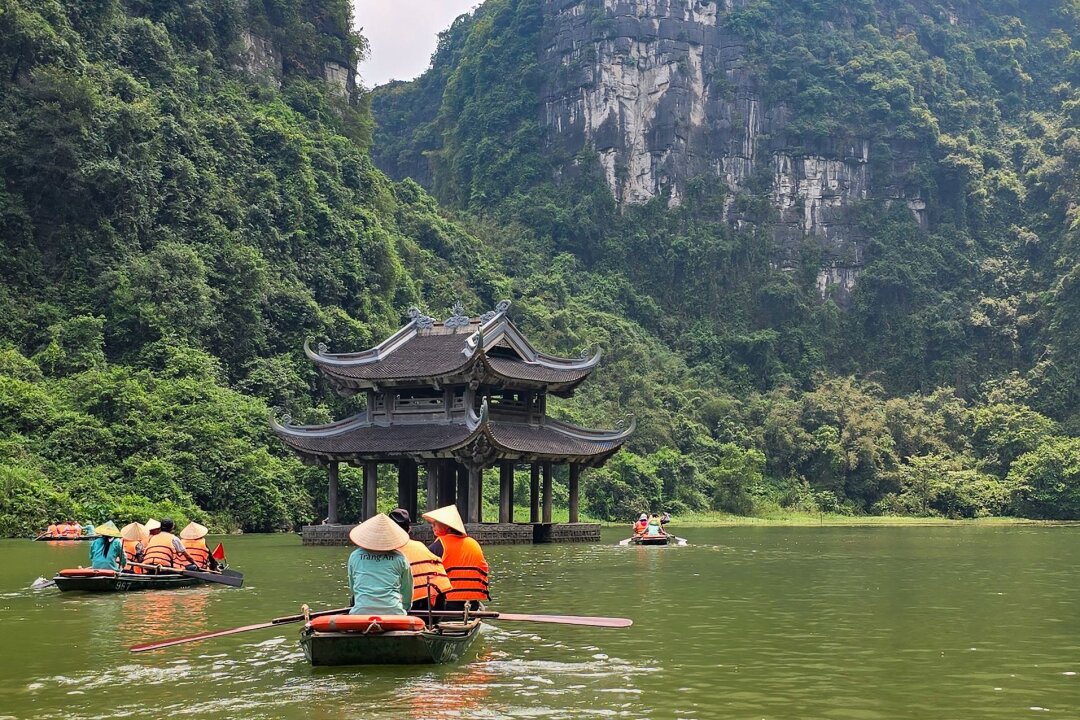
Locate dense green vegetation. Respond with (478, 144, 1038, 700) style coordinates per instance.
(1, 0, 1078, 534)
(373, 0, 1080, 520)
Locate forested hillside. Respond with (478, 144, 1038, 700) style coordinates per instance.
(0, 0, 1078, 535)
(373, 0, 1080, 519)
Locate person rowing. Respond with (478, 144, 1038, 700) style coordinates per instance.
(423, 504, 490, 611)
(179, 522, 218, 570)
(645, 514, 666, 537)
(388, 508, 452, 611)
(345, 513, 413, 617)
(88, 522, 125, 570)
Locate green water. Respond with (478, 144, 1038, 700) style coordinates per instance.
(2, 527, 1080, 719)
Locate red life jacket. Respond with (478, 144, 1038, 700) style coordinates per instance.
(438, 533, 490, 602)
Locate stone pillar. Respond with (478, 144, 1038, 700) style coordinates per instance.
(438, 460, 455, 506)
(530, 463, 540, 523)
(425, 461, 438, 512)
(542, 461, 553, 524)
(398, 460, 418, 518)
(467, 465, 481, 524)
(363, 461, 378, 520)
(499, 462, 513, 523)
(327, 461, 339, 524)
(569, 463, 581, 523)
(456, 463, 469, 521)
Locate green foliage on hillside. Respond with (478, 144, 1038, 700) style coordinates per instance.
(372, 0, 1080, 520)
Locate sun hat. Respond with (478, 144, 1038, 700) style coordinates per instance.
(348, 514, 410, 551)
(421, 504, 467, 536)
(639, 513, 648, 521)
(120, 522, 150, 544)
(145, 518, 161, 532)
(93, 521, 122, 538)
(179, 521, 208, 540)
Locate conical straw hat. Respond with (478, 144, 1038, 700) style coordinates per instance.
(93, 521, 122, 538)
(145, 518, 161, 532)
(121, 522, 150, 544)
(179, 521, 208, 540)
(421, 504, 466, 535)
(348, 514, 409, 552)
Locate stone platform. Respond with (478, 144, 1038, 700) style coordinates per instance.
(301, 522, 600, 546)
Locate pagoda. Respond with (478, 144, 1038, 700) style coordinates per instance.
(271, 300, 633, 544)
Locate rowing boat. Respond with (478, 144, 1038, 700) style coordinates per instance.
(633, 535, 669, 546)
(52, 568, 242, 592)
(300, 614, 482, 666)
(34, 535, 96, 542)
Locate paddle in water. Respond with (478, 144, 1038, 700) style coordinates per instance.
(126, 561, 243, 587)
(131, 605, 352, 653)
(30, 576, 55, 590)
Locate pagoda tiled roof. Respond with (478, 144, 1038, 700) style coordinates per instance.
(269, 409, 633, 466)
(305, 301, 599, 395)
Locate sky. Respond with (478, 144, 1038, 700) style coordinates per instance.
(354, 1, 481, 87)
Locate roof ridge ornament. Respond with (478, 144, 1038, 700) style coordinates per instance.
(480, 299, 511, 324)
(444, 302, 470, 329)
(317, 342, 329, 355)
(273, 407, 294, 426)
(407, 307, 435, 330)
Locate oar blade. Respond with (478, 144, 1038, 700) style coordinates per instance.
(181, 568, 244, 587)
(130, 622, 274, 653)
(495, 613, 633, 628)
(617, 537, 632, 546)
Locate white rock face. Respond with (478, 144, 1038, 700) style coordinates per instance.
(541, 0, 923, 300)
(236, 31, 282, 87)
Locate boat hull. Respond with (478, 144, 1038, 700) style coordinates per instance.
(633, 535, 669, 546)
(300, 620, 481, 666)
(53, 572, 204, 592)
(35, 536, 96, 542)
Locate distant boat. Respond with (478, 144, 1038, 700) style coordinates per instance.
(34, 534, 95, 542)
(300, 614, 481, 666)
(632, 534, 669, 546)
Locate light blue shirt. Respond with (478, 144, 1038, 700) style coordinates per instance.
(89, 537, 124, 570)
(346, 548, 412, 616)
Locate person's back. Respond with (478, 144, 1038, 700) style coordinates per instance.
(345, 514, 413, 617)
(47, 523, 58, 537)
(399, 539, 452, 606)
(646, 518, 662, 536)
(122, 539, 144, 572)
(434, 532, 490, 604)
(88, 523, 123, 570)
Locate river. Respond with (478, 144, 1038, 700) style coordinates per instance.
(1, 526, 1079, 719)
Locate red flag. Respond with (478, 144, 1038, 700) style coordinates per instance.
(211, 542, 225, 560)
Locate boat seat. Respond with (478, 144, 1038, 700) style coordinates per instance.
(307, 615, 425, 634)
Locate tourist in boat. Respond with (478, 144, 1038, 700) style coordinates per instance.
(145, 518, 161, 537)
(645, 514, 665, 537)
(423, 505, 490, 611)
(88, 522, 125, 570)
(179, 522, 218, 570)
(56, 520, 71, 537)
(46, 522, 59, 537)
(346, 513, 413, 616)
(632, 513, 648, 537)
(71, 521, 82, 537)
(120, 522, 148, 573)
(142, 518, 197, 570)
(388, 508, 452, 610)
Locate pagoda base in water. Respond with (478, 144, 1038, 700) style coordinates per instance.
(301, 522, 600, 546)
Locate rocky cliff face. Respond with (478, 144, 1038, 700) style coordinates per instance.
(541, 0, 924, 296)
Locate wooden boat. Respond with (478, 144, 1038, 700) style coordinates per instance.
(633, 534, 669, 546)
(300, 614, 482, 666)
(35, 534, 96, 542)
(52, 568, 241, 592)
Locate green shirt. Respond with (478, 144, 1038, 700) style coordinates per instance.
(346, 548, 412, 616)
(89, 536, 124, 570)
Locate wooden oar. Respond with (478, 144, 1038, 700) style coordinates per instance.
(126, 561, 244, 587)
(30, 576, 56, 590)
(617, 536, 634, 546)
(130, 605, 352, 653)
(407, 610, 633, 628)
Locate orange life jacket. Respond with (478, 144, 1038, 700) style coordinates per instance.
(399, 540, 453, 604)
(47, 524, 58, 537)
(182, 538, 210, 569)
(437, 533, 490, 602)
(143, 531, 180, 568)
(122, 539, 144, 573)
(633, 520, 648, 534)
(57, 523, 70, 537)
